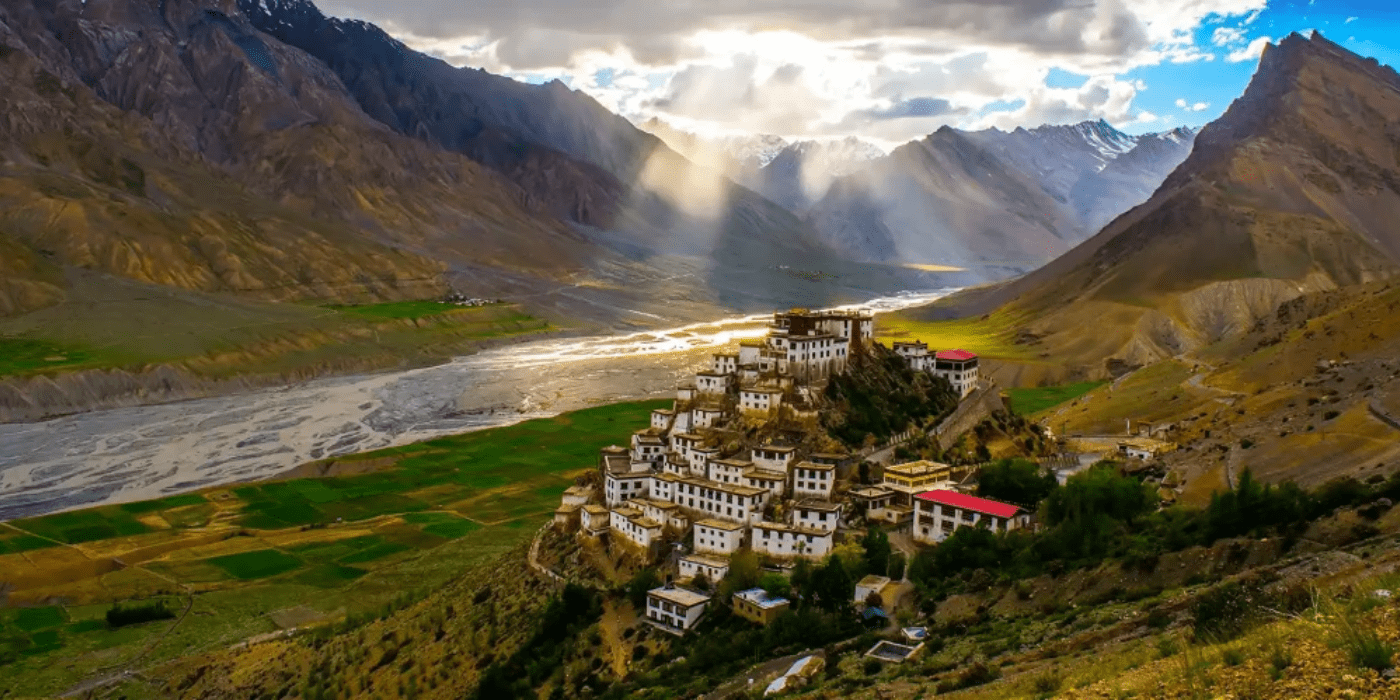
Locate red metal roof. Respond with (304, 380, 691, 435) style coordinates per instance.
(914, 490, 1020, 518)
(936, 349, 978, 361)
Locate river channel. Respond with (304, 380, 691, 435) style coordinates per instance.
(0, 290, 955, 520)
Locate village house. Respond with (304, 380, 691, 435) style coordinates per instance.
(646, 583, 710, 635)
(752, 521, 833, 560)
(676, 384, 697, 402)
(791, 461, 836, 499)
(892, 341, 932, 371)
(610, 506, 663, 550)
(650, 408, 675, 432)
(854, 574, 893, 605)
(733, 587, 791, 626)
(695, 371, 730, 395)
(933, 349, 980, 398)
(631, 431, 666, 465)
(693, 405, 727, 429)
(752, 445, 797, 472)
(671, 477, 766, 524)
(710, 458, 753, 486)
(693, 519, 746, 556)
(678, 553, 730, 584)
(553, 503, 580, 530)
(791, 500, 843, 533)
(912, 490, 1027, 544)
(689, 445, 722, 475)
(604, 470, 652, 507)
(739, 387, 784, 414)
(850, 486, 895, 513)
(882, 460, 955, 506)
(650, 472, 679, 503)
(742, 467, 787, 502)
(599, 445, 631, 473)
(580, 504, 610, 536)
(632, 498, 689, 532)
(712, 352, 739, 375)
(561, 485, 594, 507)
(808, 452, 854, 480)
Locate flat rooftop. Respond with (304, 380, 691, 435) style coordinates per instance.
(735, 587, 791, 610)
(649, 586, 710, 608)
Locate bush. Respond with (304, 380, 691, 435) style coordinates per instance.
(862, 658, 882, 675)
(106, 600, 176, 628)
(1032, 670, 1062, 694)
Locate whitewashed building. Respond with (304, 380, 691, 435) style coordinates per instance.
(631, 431, 666, 465)
(912, 490, 1027, 544)
(650, 409, 675, 432)
(792, 500, 842, 533)
(791, 462, 836, 499)
(710, 458, 753, 486)
(671, 477, 766, 525)
(892, 341, 932, 371)
(646, 584, 710, 635)
(693, 519, 746, 555)
(712, 353, 739, 375)
(610, 506, 663, 550)
(752, 446, 797, 473)
(580, 504, 610, 536)
(679, 554, 730, 584)
(694, 406, 726, 430)
(933, 350, 980, 398)
(743, 468, 787, 502)
(604, 471, 653, 507)
(752, 521, 833, 560)
(695, 372, 730, 395)
(739, 387, 784, 414)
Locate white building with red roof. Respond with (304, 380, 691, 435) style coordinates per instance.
(933, 350, 980, 398)
(912, 490, 1029, 544)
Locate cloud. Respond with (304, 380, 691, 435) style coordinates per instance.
(1212, 27, 1245, 46)
(1227, 36, 1272, 63)
(1174, 98, 1210, 112)
(319, 0, 1268, 142)
(1345, 16, 1358, 24)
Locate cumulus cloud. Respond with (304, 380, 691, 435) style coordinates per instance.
(1227, 36, 1272, 62)
(319, 0, 1268, 142)
(1175, 98, 1210, 111)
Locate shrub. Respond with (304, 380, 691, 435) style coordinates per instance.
(1146, 608, 1172, 629)
(1032, 670, 1062, 694)
(1221, 647, 1245, 666)
(862, 658, 882, 675)
(106, 600, 176, 628)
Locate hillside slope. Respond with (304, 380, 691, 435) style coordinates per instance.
(0, 0, 604, 316)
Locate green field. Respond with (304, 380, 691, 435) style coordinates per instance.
(0, 398, 664, 694)
(1006, 381, 1108, 416)
(208, 550, 304, 581)
(876, 308, 1040, 361)
(0, 337, 98, 377)
(328, 300, 506, 321)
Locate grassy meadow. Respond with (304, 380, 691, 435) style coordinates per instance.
(0, 399, 666, 695)
(0, 273, 555, 382)
(875, 308, 1041, 362)
(1005, 381, 1109, 417)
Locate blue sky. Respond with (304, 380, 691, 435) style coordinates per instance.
(1112, 0, 1400, 134)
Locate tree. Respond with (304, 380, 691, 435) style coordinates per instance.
(976, 459, 1059, 507)
(759, 573, 791, 600)
(790, 558, 814, 602)
(830, 541, 867, 578)
(811, 555, 854, 612)
(861, 527, 892, 580)
(886, 552, 907, 581)
(692, 572, 711, 592)
(719, 549, 761, 599)
(864, 591, 883, 609)
(626, 569, 660, 609)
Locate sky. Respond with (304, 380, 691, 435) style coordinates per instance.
(318, 0, 1400, 149)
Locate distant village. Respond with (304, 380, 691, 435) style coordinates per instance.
(551, 308, 1035, 663)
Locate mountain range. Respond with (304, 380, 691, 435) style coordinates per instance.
(805, 121, 1197, 269)
(922, 31, 1400, 373)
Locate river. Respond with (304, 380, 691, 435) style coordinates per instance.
(0, 290, 956, 520)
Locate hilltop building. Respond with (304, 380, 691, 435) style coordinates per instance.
(554, 306, 998, 624)
(912, 490, 1028, 544)
(892, 343, 982, 398)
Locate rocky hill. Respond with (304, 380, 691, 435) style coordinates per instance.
(919, 32, 1400, 374)
(804, 121, 1196, 269)
(0, 0, 942, 330)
